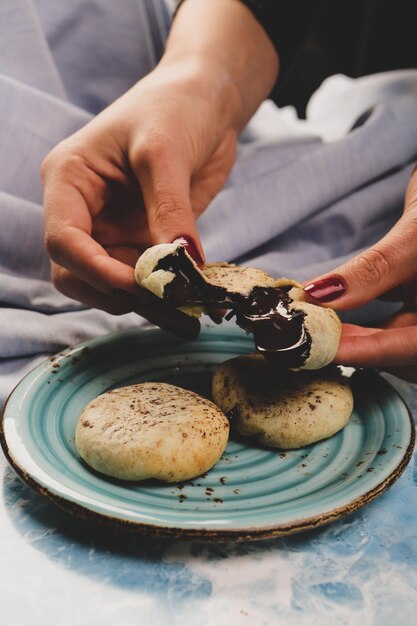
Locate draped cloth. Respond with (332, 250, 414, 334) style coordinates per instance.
(1, 0, 417, 404)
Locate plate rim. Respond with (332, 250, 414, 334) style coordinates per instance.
(1, 326, 415, 542)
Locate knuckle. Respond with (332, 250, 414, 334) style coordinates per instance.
(153, 197, 186, 224)
(151, 197, 189, 234)
(350, 248, 391, 286)
(56, 153, 87, 180)
(44, 231, 62, 262)
(41, 142, 69, 178)
(133, 129, 173, 170)
(49, 263, 59, 287)
(50, 264, 69, 294)
(148, 136, 172, 162)
(40, 154, 52, 182)
(42, 142, 89, 183)
(44, 227, 73, 266)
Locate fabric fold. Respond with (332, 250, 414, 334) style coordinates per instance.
(0, 0, 66, 96)
(199, 96, 417, 263)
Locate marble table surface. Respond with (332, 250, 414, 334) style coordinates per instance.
(1, 374, 416, 626)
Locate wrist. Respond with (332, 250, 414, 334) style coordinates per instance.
(163, 0, 278, 130)
(157, 53, 242, 132)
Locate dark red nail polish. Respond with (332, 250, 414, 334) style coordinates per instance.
(304, 276, 347, 302)
(173, 235, 205, 267)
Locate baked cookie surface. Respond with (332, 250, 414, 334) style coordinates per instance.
(212, 354, 353, 449)
(75, 382, 229, 482)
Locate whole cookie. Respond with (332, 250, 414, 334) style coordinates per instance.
(212, 355, 353, 449)
(75, 382, 229, 482)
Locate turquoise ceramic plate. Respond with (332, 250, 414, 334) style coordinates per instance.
(1, 326, 414, 541)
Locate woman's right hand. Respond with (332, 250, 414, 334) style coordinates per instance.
(42, 60, 238, 337)
(41, 0, 278, 337)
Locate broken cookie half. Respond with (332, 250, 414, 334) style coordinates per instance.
(134, 241, 341, 370)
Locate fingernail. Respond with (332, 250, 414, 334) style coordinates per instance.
(173, 235, 205, 267)
(304, 276, 347, 302)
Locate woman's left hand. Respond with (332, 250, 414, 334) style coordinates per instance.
(304, 166, 417, 382)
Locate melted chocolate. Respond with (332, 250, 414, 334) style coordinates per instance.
(155, 249, 311, 367)
(227, 405, 240, 421)
(156, 247, 227, 306)
(232, 288, 311, 368)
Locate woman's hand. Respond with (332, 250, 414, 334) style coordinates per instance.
(304, 166, 417, 381)
(42, 0, 277, 336)
(42, 63, 236, 337)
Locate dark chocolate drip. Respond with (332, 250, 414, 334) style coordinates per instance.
(227, 405, 240, 421)
(232, 288, 311, 368)
(155, 247, 228, 306)
(156, 248, 311, 367)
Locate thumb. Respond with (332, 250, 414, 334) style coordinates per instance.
(136, 151, 205, 265)
(304, 211, 417, 310)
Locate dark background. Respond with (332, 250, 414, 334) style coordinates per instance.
(270, 0, 416, 117)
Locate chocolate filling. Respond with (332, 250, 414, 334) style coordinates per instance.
(227, 405, 240, 421)
(156, 247, 228, 306)
(231, 288, 311, 368)
(155, 248, 311, 367)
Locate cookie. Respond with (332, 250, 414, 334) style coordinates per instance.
(134, 242, 341, 370)
(286, 286, 342, 370)
(75, 382, 229, 482)
(212, 354, 353, 449)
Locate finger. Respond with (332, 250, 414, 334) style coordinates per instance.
(92, 203, 151, 250)
(342, 327, 417, 381)
(383, 311, 417, 329)
(138, 301, 201, 339)
(340, 323, 383, 337)
(303, 212, 417, 310)
(134, 147, 205, 264)
(404, 163, 417, 213)
(44, 179, 145, 297)
(51, 262, 144, 314)
(52, 263, 200, 339)
(335, 326, 417, 367)
(104, 245, 147, 268)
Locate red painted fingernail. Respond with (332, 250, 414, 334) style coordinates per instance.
(173, 235, 205, 267)
(304, 276, 347, 302)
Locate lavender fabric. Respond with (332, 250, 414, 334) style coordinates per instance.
(1, 0, 417, 404)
